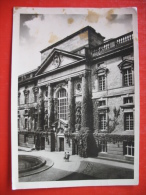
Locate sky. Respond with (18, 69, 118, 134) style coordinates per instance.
(18, 9, 133, 75)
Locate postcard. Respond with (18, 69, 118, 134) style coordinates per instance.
(11, 7, 139, 189)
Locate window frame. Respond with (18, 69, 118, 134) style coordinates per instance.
(123, 141, 134, 157)
(123, 67, 133, 87)
(98, 74, 106, 91)
(57, 88, 68, 121)
(99, 140, 107, 153)
(99, 113, 107, 131)
(124, 112, 134, 131)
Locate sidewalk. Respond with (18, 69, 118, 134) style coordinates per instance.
(19, 150, 134, 182)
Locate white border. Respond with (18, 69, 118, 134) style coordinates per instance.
(11, 7, 139, 190)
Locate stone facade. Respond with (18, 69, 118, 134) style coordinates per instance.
(18, 26, 134, 163)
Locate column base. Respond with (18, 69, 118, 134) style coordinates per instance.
(78, 129, 98, 157)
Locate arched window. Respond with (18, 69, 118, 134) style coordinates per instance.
(57, 88, 68, 120)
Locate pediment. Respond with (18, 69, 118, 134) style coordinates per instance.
(35, 49, 84, 76)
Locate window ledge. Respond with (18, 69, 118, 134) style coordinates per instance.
(125, 155, 134, 158)
(98, 106, 109, 111)
(120, 104, 134, 109)
(100, 152, 107, 154)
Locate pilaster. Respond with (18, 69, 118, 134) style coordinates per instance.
(67, 77, 75, 132)
(47, 83, 54, 130)
(81, 71, 90, 130)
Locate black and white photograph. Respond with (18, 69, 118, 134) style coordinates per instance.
(11, 7, 139, 189)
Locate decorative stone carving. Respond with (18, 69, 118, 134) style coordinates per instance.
(23, 89, 29, 95)
(53, 98, 58, 122)
(75, 101, 81, 131)
(32, 86, 39, 93)
(94, 67, 109, 78)
(52, 53, 61, 68)
(53, 82, 67, 91)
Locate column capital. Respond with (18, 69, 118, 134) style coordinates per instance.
(79, 71, 90, 79)
(32, 86, 39, 93)
(66, 77, 73, 82)
(46, 83, 52, 87)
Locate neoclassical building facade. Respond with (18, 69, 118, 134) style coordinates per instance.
(18, 26, 134, 163)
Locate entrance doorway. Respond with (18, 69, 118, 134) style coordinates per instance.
(59, 138, 64, 151)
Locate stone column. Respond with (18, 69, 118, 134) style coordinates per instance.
(81, 71, 90, 130)
(47, 83, 54, 130)
(67, 78, 75, 133)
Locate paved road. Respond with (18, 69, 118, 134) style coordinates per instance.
(18, 150, 134, 182)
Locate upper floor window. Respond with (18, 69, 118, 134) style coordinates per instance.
(118, 59, 134, 87)
(18, 92, 21, 106)
(94, 67, 108, 92)
(124, 112, 134, 130)
(33, 86, 39, 103)
(18, 118, 20, 129)
(99, 75, 105, 91)
(123, 68, 133, 86)
(23, 89, 29, 104)
(57, 88, 68, 120)
(25, 94, 29, 104)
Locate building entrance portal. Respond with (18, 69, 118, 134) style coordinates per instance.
(59, 137, 64, 151)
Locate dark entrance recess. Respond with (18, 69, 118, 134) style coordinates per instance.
(59, 138, 64, 151)
(35, 135, 45, 150)
(41, 137, 45, 150)
(72, 139, 78, 155)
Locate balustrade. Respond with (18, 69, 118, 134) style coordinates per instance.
(91, 32, 133, 57)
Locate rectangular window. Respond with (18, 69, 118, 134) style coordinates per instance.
(124, 113, 134, 130)
(123, 68, 133, 86)
(18, 118, 20, 129)
(124, 97, 133, 104)
(99, 140, 107, 153)
(99, 114, 106, 131)
(99, 75, 105, 91)
(123, 141, 134, 156)
(25, 94, 29, 104)
(18, 96, 20, 106)
(25, 118, 28, 129)
(99, 100, 106, 106)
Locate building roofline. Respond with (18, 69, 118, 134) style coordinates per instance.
(40, 26, 105, 53)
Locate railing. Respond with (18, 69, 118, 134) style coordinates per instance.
(91, 32, 133, 57)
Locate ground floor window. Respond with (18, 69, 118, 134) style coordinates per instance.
(123, 141, 134, 157)
(99, 140, 107, 153)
